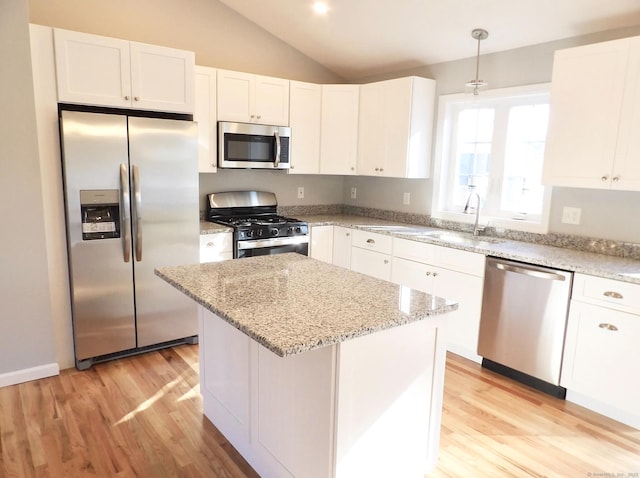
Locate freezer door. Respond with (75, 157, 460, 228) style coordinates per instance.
(60, 110, 136, 360)
(128, 116, 199, 347)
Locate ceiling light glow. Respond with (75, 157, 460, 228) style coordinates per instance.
(313, 1, 329, 15)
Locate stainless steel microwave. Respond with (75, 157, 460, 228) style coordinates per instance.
(218, 121, 291, 169)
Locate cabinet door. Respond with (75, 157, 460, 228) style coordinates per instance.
(320, 85, 359, 175)
(310, 226, 333, 264)
(543, 38, 630, 188)
(54, 28, 131, 108)
(562, 301, 640, 416)
(217, 69, 255, 123)
(130, 42, 195, 114)
(357, 81, 386, 175)
(254, 74, 289, 126)
(332, 226, 352, 269)
(391, 257, 433, 293)
(612, 37, 640, 190)
(351, 247, 391, 281)
(433, 267, 484, 363)
(289, 81, 321, 174)
(195, 66, 217, 173)
(200, 233, 232, 263)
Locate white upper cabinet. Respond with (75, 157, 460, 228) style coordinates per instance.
(195, 66, 217, 173)
(357, 76, 435, 178)
(289, 80, 322, 174)
(543, 36, 640, 190)
(320, 84, 359, 175)
(54, 28, 194, 114)
(217, 69, 289, 126)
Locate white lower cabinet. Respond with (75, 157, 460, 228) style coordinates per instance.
(332, 226, 353, 269)
(350, 231, 392, 281)
(310, 225, 334, 264)
(561, 274, 640, 429)
(392, 238, 485, 363)
(199, 233, 233, 263)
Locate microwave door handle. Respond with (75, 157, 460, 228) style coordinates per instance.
(274, 130, 281, 167)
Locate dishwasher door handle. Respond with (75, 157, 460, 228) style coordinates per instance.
(493, 262, 567, 281)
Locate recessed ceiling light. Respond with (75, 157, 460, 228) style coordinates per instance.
(312, 1, 329, 15)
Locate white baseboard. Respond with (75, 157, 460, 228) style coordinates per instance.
(565, 390, 640, 430)
(0, 363, 60, 388)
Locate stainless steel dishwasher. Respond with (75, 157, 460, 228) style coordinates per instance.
(478, 257, 573, 398)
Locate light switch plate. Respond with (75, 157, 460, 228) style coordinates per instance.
(562, 206, 581, 225)
(297, 187, 304, 199)
(403, 192, 410, 205)
(351, 187, 357, 199)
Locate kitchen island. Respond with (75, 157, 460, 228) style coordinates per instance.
(156, 253, 458, 478)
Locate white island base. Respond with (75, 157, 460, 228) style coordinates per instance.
(199, 306, 448, 478)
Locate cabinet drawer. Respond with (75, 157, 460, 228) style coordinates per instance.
(433, 245, 485, 277)
(351, 230, 393, 254)
(393, 238, 435, 264)
(572, 273, 640, 314)
(200, 233, 233, 263)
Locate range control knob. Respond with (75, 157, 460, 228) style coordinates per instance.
(271, 228, 279, 237)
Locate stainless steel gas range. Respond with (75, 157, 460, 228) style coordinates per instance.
(205, 191, 309, 258)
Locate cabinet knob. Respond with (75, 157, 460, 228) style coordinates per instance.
(290, 165, 294, 169)
(380, 168, 384, 172)
(375, 168, 379, 171)
(134, 96, 140, 101)
(603, 291, 623, 299)
(432, 272, 438, 277)
(351, 167, 355, 171)
(383, 259, 389, 264)
(124, 95, 130, 100)
(612, 176, 620, 182)
(257, 115, 262, 120)
(601, 175, 609, 182)
(598, 323, 618, 331)
(425, 272, 431, 276)
(366, 238, 375, 244)
(345, 233, 350, 237)
(206, 242, 214, 247)
(250, 115, 255, 119)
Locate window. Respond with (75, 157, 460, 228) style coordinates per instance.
(432, 84, 552, 233)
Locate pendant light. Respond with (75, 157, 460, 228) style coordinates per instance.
(466, 28, 489, 95)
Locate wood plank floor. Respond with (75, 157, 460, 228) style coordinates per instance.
(0, 345, 638, 477)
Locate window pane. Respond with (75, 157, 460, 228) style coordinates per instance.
(501, 104, 549, 216)
(453, 108, 494, 208)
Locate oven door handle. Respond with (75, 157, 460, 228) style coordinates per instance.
(237, 235, 309, 250)
(274, 130, 281, 168)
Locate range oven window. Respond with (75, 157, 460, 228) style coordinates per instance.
(237, 242, 308, 259)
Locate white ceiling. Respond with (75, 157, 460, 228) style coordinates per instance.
(219, 0, 640, 80)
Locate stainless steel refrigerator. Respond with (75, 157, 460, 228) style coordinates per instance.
(60, 109, 199, 370)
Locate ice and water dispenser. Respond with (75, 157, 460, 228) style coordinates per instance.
(80, 190, 121, 240)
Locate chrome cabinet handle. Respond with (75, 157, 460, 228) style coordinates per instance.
(132, 164, 143, 262)
(120, 164, 131, 263)
(366, 238, 375, 244)
(603, 291, 623, 299)
(598, 323, 618, 331)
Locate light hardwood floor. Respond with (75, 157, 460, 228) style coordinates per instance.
(0, 346, 638, 477)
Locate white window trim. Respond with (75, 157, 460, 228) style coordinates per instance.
(432, 83, 552, 234)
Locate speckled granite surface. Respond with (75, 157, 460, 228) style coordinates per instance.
(200, 220, 232, 234)
(156, 253, 457, 357)
(296, 214, 640, 285)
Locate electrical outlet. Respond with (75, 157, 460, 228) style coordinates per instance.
(351, 187, 357, 199)
(561, 206, 581, 225)
(297, 187, 304, 199)
(403, 192, 410, 205)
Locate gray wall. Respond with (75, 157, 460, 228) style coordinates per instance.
(0, 0, 56, 374)
(348, 26, 640, 243)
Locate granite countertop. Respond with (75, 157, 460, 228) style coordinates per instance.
(200, 220, 232, 234)
(296, 214, 640, 285)
(156, 253, 457, 357)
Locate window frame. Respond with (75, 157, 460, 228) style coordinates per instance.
(432, 83, 552, 234)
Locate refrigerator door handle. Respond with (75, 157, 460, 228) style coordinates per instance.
(120, 163, 131, 263)
(132, 164, 143, 261)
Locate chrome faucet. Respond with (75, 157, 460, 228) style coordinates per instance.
(463, 192, 482, 236)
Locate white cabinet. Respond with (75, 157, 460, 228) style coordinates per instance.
(54, 28, 194, 113)
(217, 69, 289, 126)
(391, 238, 485, 363)
(289, 81, 322, 174)
(561, 274, 640, 429)
(195, 66, 217, 173)
(357, 77, 435, 178)
(200, 233, 233, 263)
(320, 85, 359, 175)
(350, 231, 392, 281)
(310, 225, 333, 264)
(332, 226, 352, 269)
(543, 36, 640, 190)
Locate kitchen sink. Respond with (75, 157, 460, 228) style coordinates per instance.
(415, 230, 504, 247)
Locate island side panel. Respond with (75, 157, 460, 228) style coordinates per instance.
(334, 317, 447, 478)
